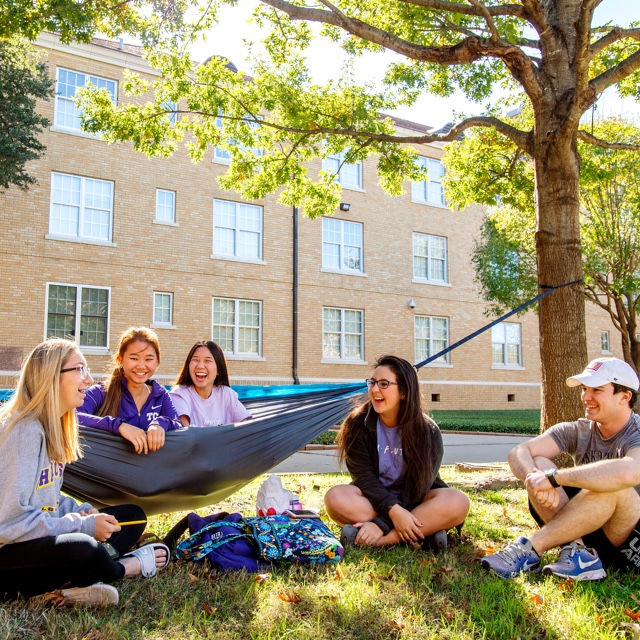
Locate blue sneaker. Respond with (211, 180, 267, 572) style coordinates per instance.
(481, 537, 541, 578)
(542, 542, 606, 581)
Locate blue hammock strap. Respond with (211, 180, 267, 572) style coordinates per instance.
(413, 279, 584, 370)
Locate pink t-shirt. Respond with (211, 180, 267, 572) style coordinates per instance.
(169, 385, 252, 427)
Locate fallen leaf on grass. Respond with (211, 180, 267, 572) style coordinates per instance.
(483, 546, 495, 556)
(334, 566, 344, 580)
(529, 593, 544, 606)
(39, 590, 69, 608)
(203, 603, 217, 617)
(318, 594, 337, 600)
(632, 592, 640, 607)
(278, 592, 302, 603)
(502, 507, 508, 518)
(418, 558, 435, 566)
(624, 608, 640, 621)
(362, 555, 375, 564)
(622, 622, 640, 640)
(595, 613, 603, 627)
(439, 566, 454, 574)
(255, 573, 271, 583)
(557, 579, 575, 592)
(390, 620, 405, 630)
(188, 573, 199, 584)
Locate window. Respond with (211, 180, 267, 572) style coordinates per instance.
(153, 292, 173, 326)
(212, 297, 261, 356)
(213, 115, 263, 163)
(49, 172, 113, 242)
(54, 67, 117, 132)
(213, 200, 263, 260)
(415, 316, 449, 364)
(413, 233, 447, 283)
(155, 189, 176, 223)
(412, 156, 445, 206)
(322, 307, 364, 361)
(492, 322, 522, 367)
(601, 330, 611, 353)
(323, 152, 363, 189)
(162, 100, 178, 125)
(46, 283, 109, 349)
(322, 218, 363, 272)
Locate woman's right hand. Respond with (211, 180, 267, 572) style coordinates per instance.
(118, 423, 148, 454)
(353, 521, 384, 545)
(92, 513, 121, 542)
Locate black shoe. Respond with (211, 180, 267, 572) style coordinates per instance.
(340, 524, 359, 548)
(422, 529, 447, 552)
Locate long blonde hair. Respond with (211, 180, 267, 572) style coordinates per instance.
(0, 339, 82, 464)
(98, 327, 161, 417)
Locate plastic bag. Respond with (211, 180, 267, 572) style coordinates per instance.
(256, 474, 294, 516)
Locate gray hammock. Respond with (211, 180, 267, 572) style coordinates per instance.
(63, 383, 365, 515)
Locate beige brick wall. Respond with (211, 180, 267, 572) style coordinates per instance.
(0, 34, 623, 411)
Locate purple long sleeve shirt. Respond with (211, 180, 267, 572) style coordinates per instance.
(76, 379, 182, 434)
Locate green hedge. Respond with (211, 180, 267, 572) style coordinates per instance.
(309, 409, 541, 444)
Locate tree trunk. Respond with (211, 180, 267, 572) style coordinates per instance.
(533, 114, 587, 432)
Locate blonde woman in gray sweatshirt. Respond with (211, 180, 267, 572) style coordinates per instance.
(0, 339, 168, 607)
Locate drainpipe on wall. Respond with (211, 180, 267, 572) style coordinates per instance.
(292, 205, 300, 384)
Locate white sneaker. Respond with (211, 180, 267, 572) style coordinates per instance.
(61, 582, 119, 606)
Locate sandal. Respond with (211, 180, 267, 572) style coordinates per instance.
(340, 524, 359, 548)
(122, 543, 170, 578)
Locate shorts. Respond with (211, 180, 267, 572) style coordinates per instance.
(529, 486, 640, 572)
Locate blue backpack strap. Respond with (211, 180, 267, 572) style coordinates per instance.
(175, 520, 246, 562)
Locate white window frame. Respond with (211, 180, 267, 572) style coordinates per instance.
(412, 233, 448, 284)
(322, 307, 365, 362)
(414, 315, 449, 365)
(45, 282, 110, 353)
(212, 297, 263, 358)
(213, 115, 263, 164)
(322, 151, 363, 190)
(152, 292, 174, 328)
(48, 172, 114, 244)
(492, 322, 523, 368)
(412, 156, 445, 206)
(54, 67, 117, 134)
(155, 189, 176, 224)
(601, 330, 611, 353)
(321, 217, 364, 274)
(212, 199, 264, 262)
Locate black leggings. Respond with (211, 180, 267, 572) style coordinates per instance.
(0, 504, 146, 599)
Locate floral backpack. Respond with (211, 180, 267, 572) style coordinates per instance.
(175, 513, 343, 569)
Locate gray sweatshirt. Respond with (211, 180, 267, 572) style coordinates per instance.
(0, 417, 97, 547)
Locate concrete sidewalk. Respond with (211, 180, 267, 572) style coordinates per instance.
(269, 432, 532, 474)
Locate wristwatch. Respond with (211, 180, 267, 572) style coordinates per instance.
(544, 468, 560, 488)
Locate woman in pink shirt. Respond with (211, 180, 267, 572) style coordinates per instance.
(170, 341, 252, 428)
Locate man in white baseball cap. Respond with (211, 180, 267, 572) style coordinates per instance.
(482, 357, 640, 581)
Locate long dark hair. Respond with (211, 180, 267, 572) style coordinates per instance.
(98, 327, 161, 418)
(337, 354, 439, 500)
(174, 341, 230, 388)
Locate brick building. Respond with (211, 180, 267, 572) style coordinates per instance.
(0, 32, 620, 409)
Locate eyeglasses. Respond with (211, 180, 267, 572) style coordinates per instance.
(60, 365, 91, 381)
(365, 378, 398, 390)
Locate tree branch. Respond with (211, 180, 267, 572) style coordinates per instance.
(396, 0, 525, 18)
(590, 27, 640, 56)
(590, 48, 640, 97)
(577, 130, 640, 151)
(466, 0, 499, 42)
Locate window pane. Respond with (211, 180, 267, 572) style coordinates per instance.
(323, 332, 341, 358)
(80, 288, 108, 347)
(156, 190, 175, 222)
(213, 298, 235, 325)
(213, 326, 233, 351)
(154, 293, 172, 324)
(47, 285, 77, 339)
(492, 344, 505, 364)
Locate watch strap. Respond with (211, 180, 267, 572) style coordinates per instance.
(545, 468, 559, 488)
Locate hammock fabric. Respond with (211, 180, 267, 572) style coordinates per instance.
(63, 383, 365, 515)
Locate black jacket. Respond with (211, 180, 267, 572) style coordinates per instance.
(345, 408, 447, 533)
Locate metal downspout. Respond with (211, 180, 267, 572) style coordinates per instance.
(292, 205, 300, 384)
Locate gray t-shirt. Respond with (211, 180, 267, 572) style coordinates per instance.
(377, 418, 406, 495)
(547, 413, 640, 493)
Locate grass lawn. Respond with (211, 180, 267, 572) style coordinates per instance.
(3, 468, 639, 639)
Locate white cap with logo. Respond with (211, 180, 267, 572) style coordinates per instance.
(566, 357, 639, 391)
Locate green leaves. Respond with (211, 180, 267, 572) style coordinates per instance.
(0, 37, 53, 191)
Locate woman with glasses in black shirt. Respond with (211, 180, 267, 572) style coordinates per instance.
(325, 355, 469, 549)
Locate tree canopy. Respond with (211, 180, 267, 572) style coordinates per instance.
(78, 0, 640, 429)
(0, 37, 53, 191)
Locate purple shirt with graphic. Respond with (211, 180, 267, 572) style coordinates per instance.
(377, 418, 406, 495)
